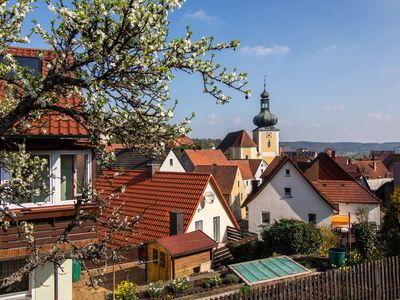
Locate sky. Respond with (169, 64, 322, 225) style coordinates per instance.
(25, 0, 400, 142)
(164, 0, 400, 142)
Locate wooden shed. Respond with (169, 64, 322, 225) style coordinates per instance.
(146, 230, 217, 282)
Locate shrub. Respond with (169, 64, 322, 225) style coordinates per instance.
(262, 219, 323, 255)
(226, 273, 240, 284)
(319, 225, 338, 257)
(148, 281, 164, 299)
(382, 188, 400, 256)
(353, 222, 377, 261)
(115, 281, 138, 300)
(170, 277, 190, 295)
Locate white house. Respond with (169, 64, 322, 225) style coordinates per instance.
(243, 157, 335, 234)
(159, 149, 186, 172)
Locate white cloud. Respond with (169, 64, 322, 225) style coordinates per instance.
(321, 45, 339, 53)
(322, 104, 345, 112)
(240, 45, 290, 56)
(184, 9, 216, 21)
(279, 119, 294, 126)
(366, 111, 392, 121)
(207, 112, 221, 126)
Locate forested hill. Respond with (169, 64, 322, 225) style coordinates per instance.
(193, 138, 400, 155)
(281, 142, 400, 155)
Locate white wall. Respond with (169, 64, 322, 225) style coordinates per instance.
(247, 161, 333, 234)
(32, 259, 72, 300)
(160, 150, 186, 172)
(187, 182, 236, 243)
(255, 160, 268, 183)
(337, 203, 381, 226)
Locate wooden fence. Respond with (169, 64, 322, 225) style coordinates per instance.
(211, 256, 400, 300)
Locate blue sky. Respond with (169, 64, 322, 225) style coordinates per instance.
(26, 0, 400, 142)
(166, 0, 400, 142)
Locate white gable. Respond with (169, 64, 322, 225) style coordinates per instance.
(187, 182, 236, 243)
(160, 150, 186, 172)
(247, 160, 333, 234)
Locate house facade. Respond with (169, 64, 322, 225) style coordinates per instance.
(0, 47, 97, 300)
(243, 157, 335, 234)
(159, 149, 186, 172)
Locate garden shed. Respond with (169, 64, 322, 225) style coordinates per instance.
(146, 230, 217, 282)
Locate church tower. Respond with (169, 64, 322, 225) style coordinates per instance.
(252, 81, 280, 164)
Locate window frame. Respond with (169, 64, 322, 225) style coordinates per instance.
(1, 150, 92, 208)
(152, 249, 158, 265)
(284, 187, 292, 198)
(195, 220, 203, 231)
(261, 211, 270, 224)
(285, 169, 291, 176)
(308, 213, 317, 224)
(213, 216, 220, 242)
(159, 252, 166, 268)
(0, 258, 31, 298)
(169, 158, 173, 166)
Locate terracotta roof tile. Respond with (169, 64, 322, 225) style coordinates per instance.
(156, 230, 217, 257)
(351, 160, 392, 179)
(217, 130, 257, 152)
(183, 149, 228, 166)
(96, 170, 238, 246)
(227, 160, 254, 180)
(194, 165, 239, 194)
(2, 47, 88, 137)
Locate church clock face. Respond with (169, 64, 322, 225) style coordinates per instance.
(266, 132, 272, 138)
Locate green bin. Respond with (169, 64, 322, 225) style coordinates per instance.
(72, 259, 81, 282)
(328, 248, 347, 267)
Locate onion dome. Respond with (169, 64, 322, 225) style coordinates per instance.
(253, 81, 278, 128)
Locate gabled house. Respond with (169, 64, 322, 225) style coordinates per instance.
(242, 157, 336, 234)
(159, 149, 186, 172)
(217, 130, 258, 160)
(304, 153, 382, 225)
(0, 47, 97, 299)
(194, 165, 246, 220)
(96, 171, 239, 249)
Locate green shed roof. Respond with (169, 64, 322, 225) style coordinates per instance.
(228, 256, 310, 286)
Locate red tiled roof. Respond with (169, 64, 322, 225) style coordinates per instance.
(313, 180, 381, 204)
(248, 159, 264, 177)
(227, 160, 254, 180)
(96, 170, 239, 246)
(217, 130, 257, 152)
(194, 165, 239, 194)
(2, 47, 88, 137)
(183, 149, 228, 166)
(166, 135, 195, 149)
(156, 230, 217, 257)
(351, 160, 392, 179)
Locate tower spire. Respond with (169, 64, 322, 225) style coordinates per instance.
(253, 77, 278, 128)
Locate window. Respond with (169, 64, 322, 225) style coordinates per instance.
(284, 187, 292, 197)
(152, 249, 158, 265)
(0, 259, 30, 296)
(169, 158, 173, 166)
(0, 150, 91, 206)
(267, 139, 271, 148)
(245, 155, 249, 160)
(246, 181, 248, 186)
(285, 169, 291, 176)
(0, 55, 42, 75)
(262, 211, 270, 224)
(195, 220, 203, 231)
(160, 252, 166, 268)
(213, 216, 220, 242)
(308, 214, 317, 224)
(238, 181, 240, 187)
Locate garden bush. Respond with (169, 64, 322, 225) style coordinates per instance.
(262, 219, 323, 255)
(319, 225, 338, 257)
(381, 188, 400, 256)
(115, 281, 138, 300)
(203, 276, 222, 289)
(170, 277, 190, 295)
(353, 222, 377, 260)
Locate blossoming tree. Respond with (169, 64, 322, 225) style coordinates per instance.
(0, 0, 249, 289)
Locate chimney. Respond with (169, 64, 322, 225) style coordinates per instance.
(147, 162, 160, 177)
(251, 180, 259, 193)
(169, 211, 184, 236)
(373, 161, 377, 171)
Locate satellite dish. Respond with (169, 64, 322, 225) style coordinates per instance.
(204, 191, 215, 204)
